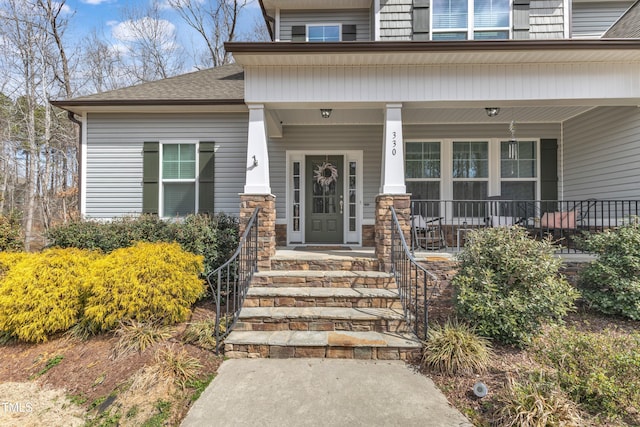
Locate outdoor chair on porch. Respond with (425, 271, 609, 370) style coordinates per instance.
(412, 215, 447, 250)
(485, 196, 520, 227)
(538, 199, 597, 249)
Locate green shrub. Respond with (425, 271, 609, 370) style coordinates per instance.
(0, 211, 23, 252)
(532, 326, 640, 424)
(453, 227, 579, 346)
(493, 371, 584, 427)
(84, 242, 205, 331)
(0, 248, 98, 342)
(46, 213, 238, 275)
(421, 319, 492, 376)
(578, 221, 640, 320)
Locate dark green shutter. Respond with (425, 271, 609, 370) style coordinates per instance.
(198, 141, 216, 215)
(343, 25, 357, 41)
(291, 26, 305, 41)
(142, 141, 159, 214)
(413, 0, 430, 41)
(540, 139, 558, 213)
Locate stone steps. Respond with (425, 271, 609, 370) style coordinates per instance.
(224, 330, 421, 360)
(235, 307, 410, 334)
(222, 250, 422, 360)
(251, 270, 395, 289)
(245, 287, 403, 309)
(270, 254, 379, 272)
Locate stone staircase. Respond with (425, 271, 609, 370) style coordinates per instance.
(223, 250, 422, 359)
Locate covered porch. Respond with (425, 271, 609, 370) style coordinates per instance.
(228, 40, 640, 268)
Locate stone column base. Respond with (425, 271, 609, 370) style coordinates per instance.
(240, 194, 276, 271)
(375, 194, 411, 272)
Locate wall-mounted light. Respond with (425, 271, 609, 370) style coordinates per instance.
(485, 107, 500, 117)
(320, 108, 332, 119)
(252, 155, 258, 167)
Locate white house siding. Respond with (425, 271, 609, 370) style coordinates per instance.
(244, 63, 640, 104)
(563, 106, 640, 200)
(529, 0, 566, 39)
(279, 10, 371, 41)
(380, 0, 413, 40)
(84, 113, 248, 219)
(269, 125, 383, 221)
(572, 1, 633, 38)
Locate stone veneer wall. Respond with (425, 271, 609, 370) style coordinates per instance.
(375, 194, 411, 272)
(419, 257, 591, 319)
(239, 194, 276, 271)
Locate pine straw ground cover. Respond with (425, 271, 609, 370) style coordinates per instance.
(0, 300, 222, 426)
(423, 304, 640, 426)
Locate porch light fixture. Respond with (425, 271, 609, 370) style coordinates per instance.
(320, 108, 332, 119)
(485, 107, 500, 117)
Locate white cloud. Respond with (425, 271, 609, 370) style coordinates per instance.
(112, 17, 177, 43)
(52, 1, 73, 14)
(81, 0, 114, 5)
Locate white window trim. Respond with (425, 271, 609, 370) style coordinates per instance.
(159, 140, 199, 218)
(286, 150, 363, 246)
(306, 23, 342, 42)
(430, 0, 513, 40)
(404, 140, 443, 199)
(498, 139, 541, 200)
(403, 138, 541, 200)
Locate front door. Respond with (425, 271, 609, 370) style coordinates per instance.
(305, 155, 344, 243)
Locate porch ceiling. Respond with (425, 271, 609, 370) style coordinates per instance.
(270, 105, 597, 126)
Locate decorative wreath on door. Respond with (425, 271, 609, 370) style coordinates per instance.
(314, 162, 338, 188)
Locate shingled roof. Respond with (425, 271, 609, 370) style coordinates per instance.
(52, 63, 244, 109)
(603, 0, 640, 39)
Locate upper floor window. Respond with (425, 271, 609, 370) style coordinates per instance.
(432, 0, 510, 40)
(291, 24, 357, 42)
(307, 24, 340, 42)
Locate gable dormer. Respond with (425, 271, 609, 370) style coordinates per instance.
(261, 0, 373, 41)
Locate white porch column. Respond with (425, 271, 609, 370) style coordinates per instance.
(380, 103, 406, 194)
(244, 104, 271, 194)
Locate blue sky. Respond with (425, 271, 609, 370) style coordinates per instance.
(64, 0, 263, 46)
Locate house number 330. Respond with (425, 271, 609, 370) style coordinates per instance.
(391, 131, 397, 156)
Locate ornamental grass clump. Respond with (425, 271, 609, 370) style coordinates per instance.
(493, 371, 584, 427)
(578, 220, 640, 320)
(0, 248, 98, 342)
(422, 318, 493, 376)
(453, 226, 579, 347)
(84, 241, 204, 331)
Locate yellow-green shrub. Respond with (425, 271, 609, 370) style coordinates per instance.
(84, 242, 204, 331)
(0, 252, 30, 279)
(0, 248, 98, 342)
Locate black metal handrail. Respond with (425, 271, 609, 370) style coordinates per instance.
(206, 207, 260, 353)
(390, 206, 439, 341)
(410, 199, 640, 253)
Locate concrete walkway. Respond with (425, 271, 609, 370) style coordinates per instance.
(181, 359, 472, 427)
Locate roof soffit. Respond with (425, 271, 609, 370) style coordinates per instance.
(228, 41, 640, 66)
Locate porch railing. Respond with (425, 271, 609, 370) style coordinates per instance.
(410, 199, 640, 253)
(390, 206, 439, 341)
(206, 207, 260, 353)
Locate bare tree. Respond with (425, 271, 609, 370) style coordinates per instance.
(168, 0, 248, 68)
(115, 1, 186, 83)
(82, 29, 126, 93)
(0, 0, 49, 249)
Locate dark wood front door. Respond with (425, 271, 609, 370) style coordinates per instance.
(305, 155, 344, 244)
